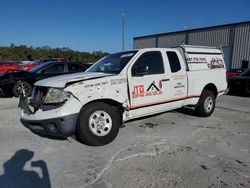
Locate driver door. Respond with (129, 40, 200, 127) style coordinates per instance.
(127, 50, 173, 118)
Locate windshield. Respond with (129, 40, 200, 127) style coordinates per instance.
(87, 51, 138, 74)
(240, 70, 250, 77)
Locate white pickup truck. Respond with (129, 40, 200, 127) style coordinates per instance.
(19, 45, 227, 146)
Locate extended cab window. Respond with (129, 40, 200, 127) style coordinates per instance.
(167, 51, 181, 73)
(132, 51, 164, 76)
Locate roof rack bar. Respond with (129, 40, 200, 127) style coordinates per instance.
(181, 44, 220, 49)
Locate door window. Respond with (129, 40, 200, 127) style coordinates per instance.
(41, 63, 65, 74)
(68, 63, 87, 72)
(132, 51, 164, 76)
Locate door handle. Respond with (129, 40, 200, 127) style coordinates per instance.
(161, 79, 170, 82)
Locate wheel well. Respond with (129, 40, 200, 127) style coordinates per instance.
(81, 99, 124, 113)
(203, 83, 218, 97)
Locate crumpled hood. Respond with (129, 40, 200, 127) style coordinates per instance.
(35, 72, 113, 88)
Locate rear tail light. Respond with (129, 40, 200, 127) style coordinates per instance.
(227, 72, 237, 78)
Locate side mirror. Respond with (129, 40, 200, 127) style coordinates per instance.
(134, 65, 149, 76)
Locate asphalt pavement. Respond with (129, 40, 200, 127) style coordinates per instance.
(0, 95, 250, 188)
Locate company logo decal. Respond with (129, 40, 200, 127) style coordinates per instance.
(208, 58, 224, 69)
(132, 85, 144, 98)
(147, 81, 160, 91)
(132, 81, 163, 99)
(187, 57, 224, 69)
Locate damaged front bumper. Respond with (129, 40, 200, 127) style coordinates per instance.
(18, 95, 82, 138)
(20, 114, 78, 138)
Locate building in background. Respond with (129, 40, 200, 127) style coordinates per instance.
(133, 21, 250, 70)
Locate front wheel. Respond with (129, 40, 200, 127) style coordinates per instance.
(195, 89, 216, 117)
(12, 81, 32, 97)
(76, 102, 121, 146)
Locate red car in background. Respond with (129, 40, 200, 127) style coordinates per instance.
(0, 61, 19, 73)
(16, 61, 37, 71)
(16, 58, 69, 71)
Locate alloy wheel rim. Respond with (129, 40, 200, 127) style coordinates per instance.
(16, 82, 30, 96)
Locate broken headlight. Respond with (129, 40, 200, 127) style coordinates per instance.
(43, 88, 70, 104)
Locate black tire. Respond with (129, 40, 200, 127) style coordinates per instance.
(1, 88, 13, 97)
(12, 81, 32, 97)
(76, 102, 121, 146)
(195, 89, 216, 117)
(245, 83, 250, 97)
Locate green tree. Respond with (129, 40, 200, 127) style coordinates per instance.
(0, 44, 108, 62)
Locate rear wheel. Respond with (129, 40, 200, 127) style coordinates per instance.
(76, 102, 121, 146)
(245, 83, 250, 96)
(195, 89, 216, 117)
(12, 81, 32, 97)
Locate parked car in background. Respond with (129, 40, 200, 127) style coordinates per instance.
(226, 69, 244, 79)
(37, 58, 69, 64)
(228, 69, 250, 96)
(84, 62, 95, 67)
(16, 58, 69, 71)
(0, 61, 19, 73)
(16, 61, 38, 71)
(0, 61, 90, 97)
(20, 61, 34, 64)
